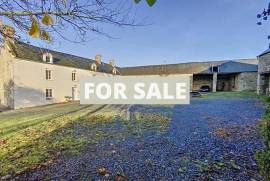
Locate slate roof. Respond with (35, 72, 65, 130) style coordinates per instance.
(9, 41, 118, 74)
(120, 60, 258, 76)
(199, 61, 258, 74)
(120, 61, 225, 76)
(258, 49, 270, 57)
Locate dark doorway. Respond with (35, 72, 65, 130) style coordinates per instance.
(217, 74, 231, 91)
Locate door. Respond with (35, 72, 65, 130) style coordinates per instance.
(72, 87, 78, 101)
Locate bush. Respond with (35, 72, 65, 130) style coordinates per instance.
(256, 105, 270, 180)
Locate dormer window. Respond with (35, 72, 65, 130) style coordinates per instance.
(43, 53, 53, 64)
(91, 63, 97, 72)
(45, 56, 50, 62)
(112, 68, 117, 75)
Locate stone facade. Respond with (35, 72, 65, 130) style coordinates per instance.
(257, 51, 270, 94)
(122, 60, 258, 93)
(0, 40, 115, 109)
(258, 52, 270, 74)
(193, 75, 213, 91)
(192, 72, 257, 92)
(237, 72, 257, 91)
(0, 29, 260, 109)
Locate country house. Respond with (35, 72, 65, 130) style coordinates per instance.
(0, 26, 262, 109)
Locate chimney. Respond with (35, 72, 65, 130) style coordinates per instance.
(0, 20, 3, 32)
(108, 60, 115, 67)
(95, 55, 102, 64)
(2, 25, 15, 43)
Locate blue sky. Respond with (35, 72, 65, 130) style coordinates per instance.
(30, 0, 270, 67)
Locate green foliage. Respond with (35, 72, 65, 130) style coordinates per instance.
(146, 0, 156, 6)
(42, 13, 54, 26)
(41, 31, 51, 42)
(134, 0, 156, 7)
(28, 18, 40, 38)
(202, 91, 259, 99)
(28, 16, 52, 41)
(256, 102, 270, 180)
(256, 150, 270, 180)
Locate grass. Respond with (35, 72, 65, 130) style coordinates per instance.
(256, 97, 270, 181)
(0, 103, 120, 177)
(201, 91, 259, 99)
(0, 103, 172, 178)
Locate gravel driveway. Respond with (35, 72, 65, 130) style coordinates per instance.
(18, 98, 265, 181)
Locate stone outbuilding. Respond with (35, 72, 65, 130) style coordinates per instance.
(257, 49, 270, 94)
(195, 61, 258, 92)
(120, 60, 258, 92)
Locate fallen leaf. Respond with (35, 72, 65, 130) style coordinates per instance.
(97, 167, 108, 176)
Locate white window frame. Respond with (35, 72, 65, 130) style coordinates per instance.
(45, 69, 52, 80)
(72, 71, 77, 81)
(43, 53, 53, 64)
(45, 88, 53, 100)
(91, 63, 97, 72)
(112, 68, 117, 75)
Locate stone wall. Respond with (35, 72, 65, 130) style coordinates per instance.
(237, 72, 257, 91)
(258, 53, 270, 94)
(258, 53, 270, 74)
(193, 73, 257, 92)
(192, 75, 213, 91)
(0, 43, 14, 108)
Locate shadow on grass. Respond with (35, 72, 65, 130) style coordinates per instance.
(0, 105, 92, 138)
(0, 105, 172, 178)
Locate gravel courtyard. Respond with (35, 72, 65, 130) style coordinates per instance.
(14, 98, 266, 180)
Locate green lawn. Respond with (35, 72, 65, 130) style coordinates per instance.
(201, 91, 259, 99)
(0, 103, 171, 178)
(0, 103, 128, 177)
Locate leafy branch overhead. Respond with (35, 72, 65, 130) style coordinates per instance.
(257, 2, 270, 40)
(0, 0, 156, 42)
(134, 0, 157, 7)
(257, 3, 270, 25)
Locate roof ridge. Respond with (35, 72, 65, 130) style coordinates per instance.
(11, 41, 117, 74)
(15, 41, 103, 64)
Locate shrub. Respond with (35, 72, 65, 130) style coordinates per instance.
(256, 105, 270, 180)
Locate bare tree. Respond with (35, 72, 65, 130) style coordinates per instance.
(0, 0, 156, 43)
(257, 2, 270, 47)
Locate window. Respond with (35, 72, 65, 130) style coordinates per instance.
(112, 68, 117, 75)
(91, 63, 97, 71)
(46, 69, 52, 80)
(72, 72, 76, 81)
(43, 53, 53, 64)
(45, 89, 53, 100)
(45, 56, 50, 63)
